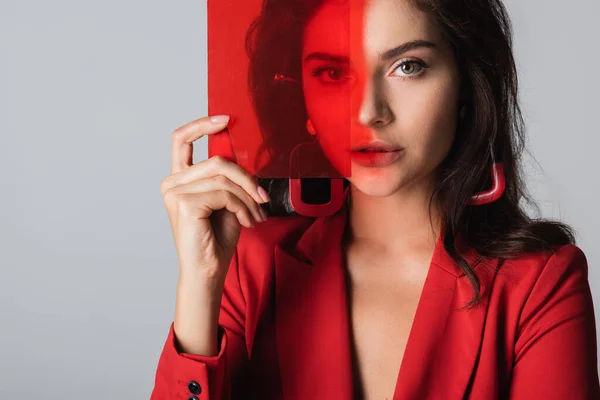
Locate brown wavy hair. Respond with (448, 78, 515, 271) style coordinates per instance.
(244, 0, 576, 308)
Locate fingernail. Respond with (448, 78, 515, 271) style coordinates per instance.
(259, 207, 267, 221)
(210, 115, 230, 124)
(257, 186, 270, 203)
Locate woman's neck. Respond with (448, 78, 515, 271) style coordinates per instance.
(344, 178, 442, 255)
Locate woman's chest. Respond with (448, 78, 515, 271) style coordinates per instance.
(245, 234, 513, 399)
(345, 252, 430, 400)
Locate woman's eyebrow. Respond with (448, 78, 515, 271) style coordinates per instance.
(304, 52, 349, 63)
(381, 40, 436, 61)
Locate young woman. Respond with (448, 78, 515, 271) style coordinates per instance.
(151, 0, 600, 398)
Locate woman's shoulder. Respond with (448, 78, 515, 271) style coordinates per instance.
(220, 216, 318, 308)
(234, 215, 315, 269)
(493, 243, 588, 287)
(488, 243, 591, 314)
(239, 214, 313, 247)
(488, 243, 596, 372)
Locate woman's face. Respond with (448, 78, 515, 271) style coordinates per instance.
(301, 0, 461, 197)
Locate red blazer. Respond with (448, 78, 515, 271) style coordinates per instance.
(150, 200, 600, 399)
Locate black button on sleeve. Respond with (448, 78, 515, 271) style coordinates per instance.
(187, 396, 199, 400)
(187, 380, 202, 395)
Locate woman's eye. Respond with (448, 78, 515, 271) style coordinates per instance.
(391, 61, 426, 77)
(312, 66, 352, 84)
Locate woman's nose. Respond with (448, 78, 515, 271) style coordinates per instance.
(352, 76, 393, 128)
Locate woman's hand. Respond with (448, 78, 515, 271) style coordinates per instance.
(160, 115, 270, 283)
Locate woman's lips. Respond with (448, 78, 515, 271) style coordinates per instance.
(350, 139, 403, 152)
(350, 148, 404, 167)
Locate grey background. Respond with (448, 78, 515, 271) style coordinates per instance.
(1, 0, 598, 398)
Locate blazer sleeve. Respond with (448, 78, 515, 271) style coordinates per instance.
(150, 246, 248, 400)
(509, 244, 600, 399)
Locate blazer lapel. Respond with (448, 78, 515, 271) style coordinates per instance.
(392, 229, 500, 399)
(274, 198, 354, 399)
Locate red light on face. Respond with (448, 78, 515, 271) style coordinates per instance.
(207, 0, 364, 179)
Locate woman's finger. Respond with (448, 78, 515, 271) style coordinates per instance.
(165, 174, 266, 224)
(162, 155, 270, 206)
(169, 190, 256, 229)
(170, 115, 230, 175)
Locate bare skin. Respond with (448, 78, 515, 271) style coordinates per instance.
(343, 227, 436, 399)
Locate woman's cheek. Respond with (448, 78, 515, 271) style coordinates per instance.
(406, 78, 458, 135)
(306, 91, 353, 151)
(414, 96, 458, 169)
(313, 118, 352, 173)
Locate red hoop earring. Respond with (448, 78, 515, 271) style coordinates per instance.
(274, 72, 346, 216)
(468, 143, 505, 205)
